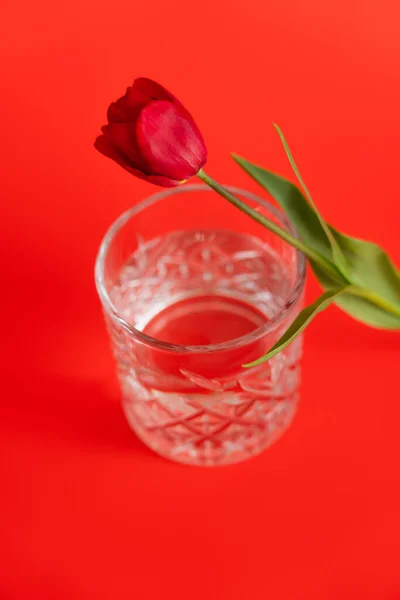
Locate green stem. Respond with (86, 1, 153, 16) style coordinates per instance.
(197, 169, 344, 283)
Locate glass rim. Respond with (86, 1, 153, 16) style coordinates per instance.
(94, 184, 307, 354)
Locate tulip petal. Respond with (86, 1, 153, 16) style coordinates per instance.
(144, 174, 181, 187)
(107, 90, 145, 124)
(94, 133, 125, 163)
(133, 77, 181, 105)
(136, 100, 207, 181)
(121, 163, 179, 187)
(101, 123, 149, 172)
(94, 134, 178, 187)
(107, 78, 180, 124)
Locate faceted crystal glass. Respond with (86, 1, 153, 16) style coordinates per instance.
(95, 185, 306, 466)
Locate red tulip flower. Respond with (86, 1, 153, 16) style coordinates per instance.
(95, 78, 207, 187)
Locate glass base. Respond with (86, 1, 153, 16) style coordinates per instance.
(120, 363, 300, 466)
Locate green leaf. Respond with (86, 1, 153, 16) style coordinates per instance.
(310, 261, 400, 328)
(273, 124, 349, 277)
(330, 228, 400, 305)
(232, 154, 400, 330)
(232, 154, 340, 267)
(244, 287, 350, 367)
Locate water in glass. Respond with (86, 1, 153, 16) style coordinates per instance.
(107, 229, 302, 465)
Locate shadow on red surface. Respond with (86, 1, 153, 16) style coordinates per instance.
(1, 372, 149, 455)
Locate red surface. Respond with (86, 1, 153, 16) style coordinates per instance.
(1, 0, 400, 598)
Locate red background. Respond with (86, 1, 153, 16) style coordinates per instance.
(2, 0, 400, 598)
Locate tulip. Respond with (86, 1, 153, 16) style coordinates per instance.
(95, 78, 207, 187)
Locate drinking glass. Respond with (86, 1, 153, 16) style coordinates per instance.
(95, 184, 306, 466)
